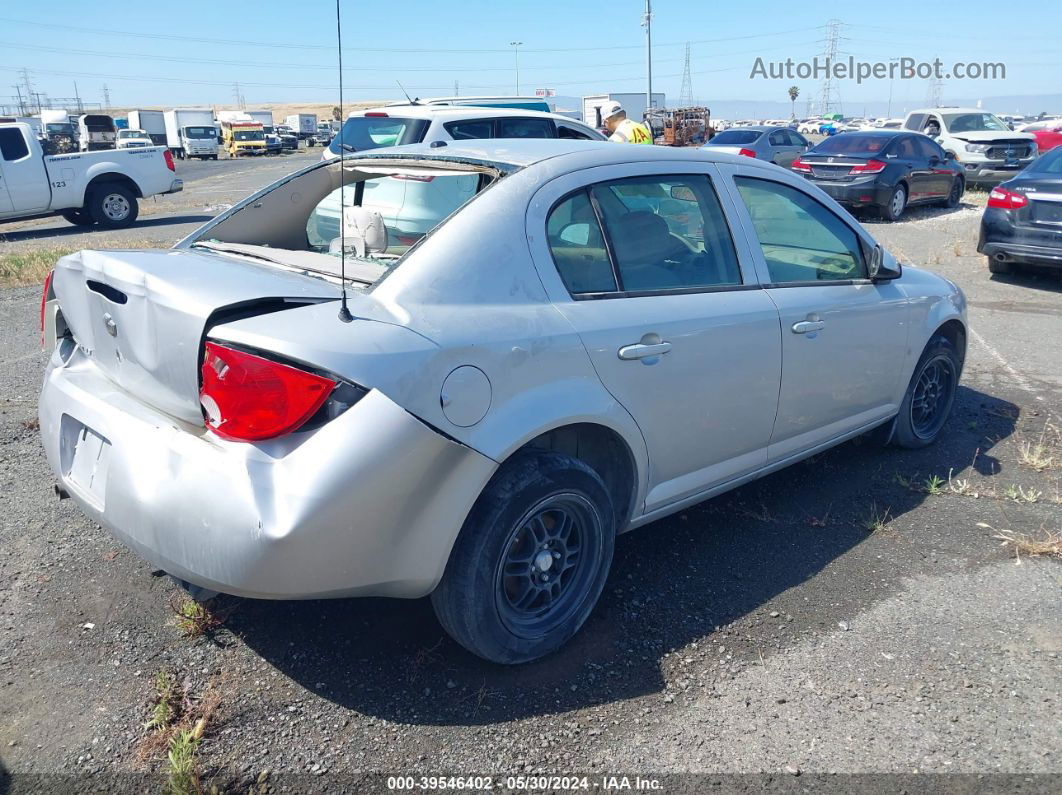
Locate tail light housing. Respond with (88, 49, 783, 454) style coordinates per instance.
(849, 159, 887, 174)
(791, 156, 812, 173)
(163, 149, 176, 172)
(39, 269, 54, 346)
(737, 148, 757, 158)
(200, 342, 337, 441)
(987, 187, 1028, 209)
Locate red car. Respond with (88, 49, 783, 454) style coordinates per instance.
(1022, 121, 1062, 154)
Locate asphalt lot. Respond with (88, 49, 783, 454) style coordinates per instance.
(0, 155, 1059, 792)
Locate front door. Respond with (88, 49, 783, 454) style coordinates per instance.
(534, 166, 782, 512)
(0, 127, 49, 213)
(725, 173, 909, 461)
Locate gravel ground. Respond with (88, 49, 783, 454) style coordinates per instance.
(0, 168, 1059, 794)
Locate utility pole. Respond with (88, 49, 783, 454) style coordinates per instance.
(678, 42, 693, 108)
(20, 68, 34, 112)
(12, 84, 26, 116)
(509, 42, 522, 95)
(102, 84, 111, 110)
(926, 76, 943, 107)
(74, 81, 83, 114)
(642, 0, 653, 111)
(454, 80, 459, 97)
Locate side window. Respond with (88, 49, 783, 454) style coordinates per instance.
(496, 118, 555, 139)
(904, 113, 925, 131)
(0, 128, 30, 161)
(787, 130, 808, 147)
(914, 136, 944, 160)
(445, 120, 493, 140)
(557, 124, 593, 140)
(894, 136, 918, 159)
(546, 190, 617, 295)
(733, 177, 867, 284)
(768, 130, 788, 146)
(591, 175, 741, 292)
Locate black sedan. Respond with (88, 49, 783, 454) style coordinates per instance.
(790, 130, 965, 221)
(978, 146, 1062, 276)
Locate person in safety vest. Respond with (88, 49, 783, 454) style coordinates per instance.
(602, 100, 653, 144)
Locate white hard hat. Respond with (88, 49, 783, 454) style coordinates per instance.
(601, 100, 624, 121)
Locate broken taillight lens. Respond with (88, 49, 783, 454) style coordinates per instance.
(39, 269, 54, 347)
(200, 342, 336, 441)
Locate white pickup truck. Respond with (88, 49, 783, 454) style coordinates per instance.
(0, 122, 183, 229)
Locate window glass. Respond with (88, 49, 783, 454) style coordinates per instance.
(768, 130, 788, 146)
(710, 129, 760, 145)
(1028, 147, 1062, 174)
(592, 176, 741, 292)
(904, 113, 926, 131)
(893, 136, 918, 158)
(0, 128, 29, 161)
(445, 120, 493, 140)
(557, 124, 593, 140)
(496, 118, 555, 138)
(786, 130, 808, 147)
(734, 177, 866, 283)
(814, 134, 888, 155)
(546, 190, 617, 294)
(913, 136, 943, 159)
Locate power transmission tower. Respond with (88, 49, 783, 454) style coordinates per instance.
(678, 42, 693, 108)
(12, 84, 26, 115)
(102, 84, 111, 109)
(817, 19, 842, 116)
(925, 77, 943, 107)
(453, 80, 459, 97)
(233, 82, 245, 109)
(19, 68, 34, 109)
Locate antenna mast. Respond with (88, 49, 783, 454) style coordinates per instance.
(336, 0, 353, 323)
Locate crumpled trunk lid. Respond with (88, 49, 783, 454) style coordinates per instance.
(52, 248, 363, 425)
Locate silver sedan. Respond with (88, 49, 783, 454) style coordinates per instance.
(703, 125, 811, 167)
(39, 140, 966, 663)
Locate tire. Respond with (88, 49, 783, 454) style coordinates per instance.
(879, 184, 907, 222)
(892, 335, 961, 448)
(987, 256, 1011, 275)
(60, 208, 95, 227)
(431, 451, 616, 664)
(88, 184, 138, 229)
(944, 177, 964, 208)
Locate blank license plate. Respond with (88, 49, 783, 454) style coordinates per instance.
(1032, 201, 1062, 224)
(62, 418, 111, 508)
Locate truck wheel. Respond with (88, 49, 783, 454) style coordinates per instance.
(431, 451, 615, 664)
(89, 185, 139, 229)
(60, 208, 95, 227)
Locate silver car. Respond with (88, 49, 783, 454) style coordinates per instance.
(39, 141, 967, 664)
(703, 125, 810, 167)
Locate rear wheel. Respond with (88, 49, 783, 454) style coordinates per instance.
(892, 335, 961, 448)
(431, 452, 615, 664)
(879, 184, 907, 222)
(944, 177, 964, 208)
(60, 208, 95, 227)
(88, 184, 138, 229)
(987, 255, 1011, 275)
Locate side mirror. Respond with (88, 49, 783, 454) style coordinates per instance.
(868, 244, 902, 281)
(670, 185, 697, 202)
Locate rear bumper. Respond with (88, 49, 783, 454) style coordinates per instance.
(39, 349, 496, 599)
(800, 176, 892, 207)
(164, 179, 184, 194)
(978, 211, 1062, 267)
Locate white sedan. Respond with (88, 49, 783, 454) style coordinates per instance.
(39, 141, 966, 663)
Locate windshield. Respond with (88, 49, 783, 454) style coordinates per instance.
(46, 123, 73, 134)
(1027, 148, 1062, 174)
(942, 113, 1010, 133)
(234, 130, 264, 141)
(709, 129, 761, 145)
(184, 126, 215, 139)
(118, 130, 146, 139)
(812, 134, 891, 155)
(328, 116, 431, 154)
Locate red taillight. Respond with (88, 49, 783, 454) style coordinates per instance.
(199, 342, 336, 441)
(364, 112, 389, 117)
(737, 148, 757, 158)
(163, 149, 175, 172)
(791, 156, 812, 173)
(39, 269, 54, 345)
(849, 159, 887, 174)
(987, 187, 1028, 209)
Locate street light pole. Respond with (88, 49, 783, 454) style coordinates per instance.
(643, 0, 653, 113)
(510, 41, 523, 95)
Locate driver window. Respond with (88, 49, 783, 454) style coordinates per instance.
(590, 176, 741, 292)
(733, 177, 866, 283)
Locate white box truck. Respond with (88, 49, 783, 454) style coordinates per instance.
(243, 110, 274, 133)
(285, 114, 318, 143)
(164, 108, 218, 160)
(127, 110, 167, 146)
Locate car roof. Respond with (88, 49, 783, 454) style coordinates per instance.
(908, 107, 985, 115)
(827, 129, 907, 137)
(344, 138, 767, 173)
(721, 125, 770, 132)
(350, 104, 593, 127)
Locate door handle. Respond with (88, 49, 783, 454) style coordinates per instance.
(792, 320, 825, 334)
(618, 341, 672, 360)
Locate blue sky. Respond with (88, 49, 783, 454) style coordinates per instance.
(1, 0, 1059, 112)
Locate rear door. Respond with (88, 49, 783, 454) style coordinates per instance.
(0, 126, 49, 212)
(720, 167, 909, 460)
(890, 135, 933, 201)
(0, 158, 12, 213)
(527, 162, 782, 513)
(912, 135, 952, 198)
(767, 129, 801, 166)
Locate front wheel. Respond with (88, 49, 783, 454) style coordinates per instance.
(60, 208, 95, 227)
(879, 184, 907, 222)
(88, 184, 139, 229)
(431, 452, 615, 664)
(892, 335, 961, 448)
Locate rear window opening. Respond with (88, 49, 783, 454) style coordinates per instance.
(186, 158, 498, 287)
(709, 130, 761, 145)
(329, 116, 431, 155)
(811, 135, 889, 155)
